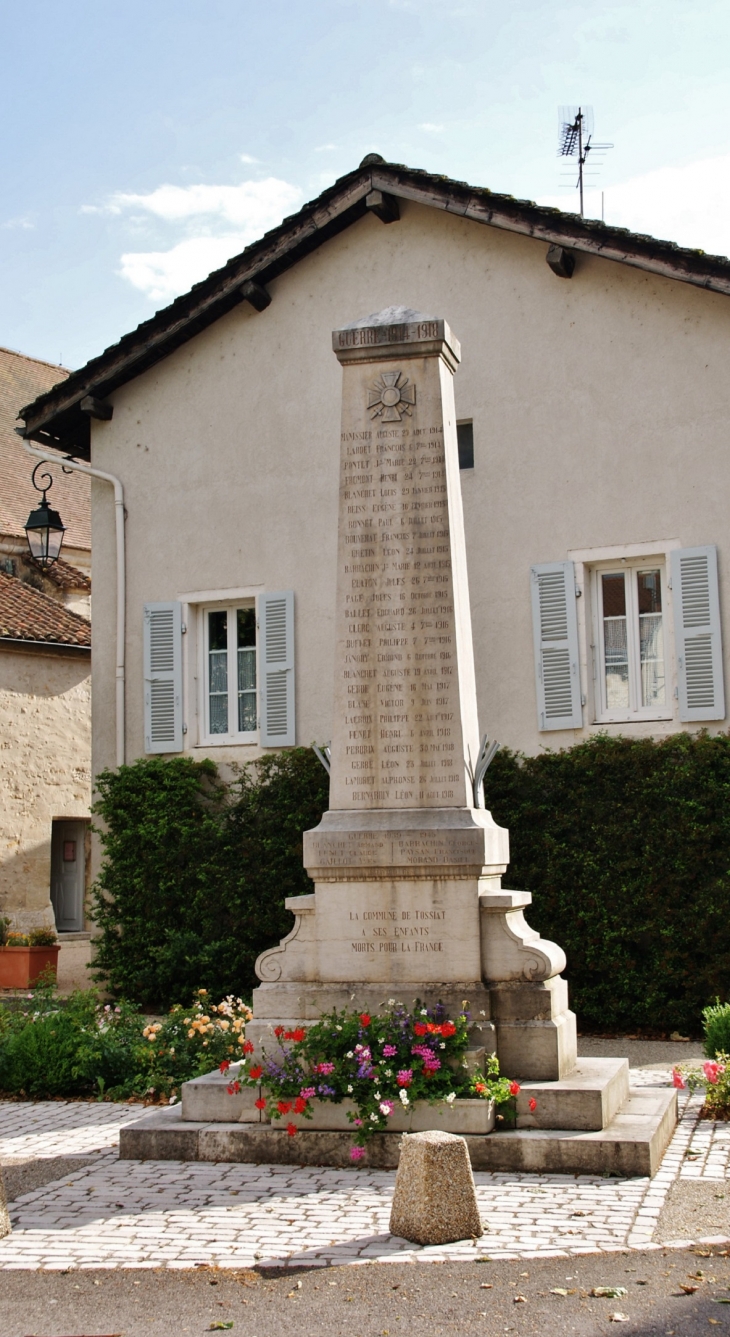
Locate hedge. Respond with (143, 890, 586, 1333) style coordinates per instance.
(90, 734, 730, 1032)
(90, 749, 328, 1010)
(484, 732, 730, 1035)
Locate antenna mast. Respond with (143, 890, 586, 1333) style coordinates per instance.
(558, 106, 613, 218)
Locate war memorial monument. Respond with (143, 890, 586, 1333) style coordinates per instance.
(124, 309, 677, 1176)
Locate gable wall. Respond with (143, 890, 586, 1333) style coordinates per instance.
(89, 200, 730, 779)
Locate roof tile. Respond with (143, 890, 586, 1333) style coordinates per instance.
(0, 571, 91, 648)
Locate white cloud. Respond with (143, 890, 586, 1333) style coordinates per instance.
(239, 153, 259, 164)
(539, 154, 730, 260)
(2, 216, 35, 230)
(88, 175, 303, 302)
(418, 122, 444, 133)
(102, 176, 302, 229)
(314, 143, 339, 152)
(119, 235, 253, 303)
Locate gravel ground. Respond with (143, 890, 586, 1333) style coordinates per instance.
(657, 1180, 730, 1243)
(578, 1035, 705, 1068)
(0, 1247, 728, 1336)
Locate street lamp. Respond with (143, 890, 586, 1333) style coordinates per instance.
(24, 462, 66, 568)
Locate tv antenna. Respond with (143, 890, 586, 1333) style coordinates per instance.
(558, 106, 613, 218)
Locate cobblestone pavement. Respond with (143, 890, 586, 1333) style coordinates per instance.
(0, 1068, 727, 1271)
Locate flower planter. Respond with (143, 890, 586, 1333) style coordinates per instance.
(289, 1096, 496, 1135)
(0, 945, 59, 989)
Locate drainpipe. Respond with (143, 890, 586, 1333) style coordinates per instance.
(22, 442, 126, 768)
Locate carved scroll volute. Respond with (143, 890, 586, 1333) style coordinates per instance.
(254, 895, 318, 984)
(479, 890, 566, 984)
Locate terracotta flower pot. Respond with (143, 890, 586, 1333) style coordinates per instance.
(0, 945, 59, 989)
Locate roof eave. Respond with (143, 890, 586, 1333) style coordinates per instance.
(18, 160, 730, 457)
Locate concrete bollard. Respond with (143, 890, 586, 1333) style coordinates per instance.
(0, 1163, 10, 1239)
(389, 1129, 483, 1245)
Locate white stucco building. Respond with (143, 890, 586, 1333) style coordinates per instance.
(17, 156, 730, 784)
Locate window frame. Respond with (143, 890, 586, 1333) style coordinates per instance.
(591, 558, 674, 724)
(199, 599, 258, 745)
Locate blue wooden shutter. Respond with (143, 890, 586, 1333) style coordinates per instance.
(143, 602, 183, 753)
(671, 546, 725, 721)
(259, 591, 295, 746)
(530, 562, 582, 731)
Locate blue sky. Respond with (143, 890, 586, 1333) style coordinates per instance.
(2, 0, 730, 369)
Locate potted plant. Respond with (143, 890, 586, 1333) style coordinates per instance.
(0, 923, 60, 989)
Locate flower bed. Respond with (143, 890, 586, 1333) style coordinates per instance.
(224, 1000, 520, 1160)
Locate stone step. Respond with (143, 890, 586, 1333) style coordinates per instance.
(121, 1086, 677, 1179)
(515, 1057, 629, 1131)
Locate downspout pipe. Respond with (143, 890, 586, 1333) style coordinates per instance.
(22, 441, 126, 768)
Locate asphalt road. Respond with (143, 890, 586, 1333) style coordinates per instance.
(1, 1245, 728, 1337)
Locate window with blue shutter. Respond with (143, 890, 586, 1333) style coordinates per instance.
(259, 591, 296, 746)
(143, 602, 183, 753)
(671, 546, 725, 722)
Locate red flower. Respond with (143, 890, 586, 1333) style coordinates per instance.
(242, 1040, 254, 1054)
(413, 1023, 428, 1036)
(294, 1096, 307, 1114)
(426, 1022, 439, 1033)
(284, 1027, 306, 1043)
(286, 1122, 298, 1137)
(277, 1100, 292, 1114)
(226, 1081, 241, 1095)
(474, 1081, 486, 1095)
(254, 1097, 267, 1110)
(359, 1014, 371, 1027)
(274, 1026, 285, 1038)
(528, 1097, 537, 1112)
(440, 1022, 456, 1037)
(219, 1060, 231, 1074)
(248, 1064, 263, 1080)
(509, 1081, 520, 1096)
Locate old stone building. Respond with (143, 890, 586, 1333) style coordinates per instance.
(0, 347, 92, 986)
(16, 157, 730, 789)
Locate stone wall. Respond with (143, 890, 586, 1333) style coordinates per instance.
(0, 647, 91, 931)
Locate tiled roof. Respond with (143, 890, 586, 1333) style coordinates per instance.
(18, 155, 730, 459)
(0, 571, 91, 648)
(41, 556, 91, 593)
(0, 346, 90, 549)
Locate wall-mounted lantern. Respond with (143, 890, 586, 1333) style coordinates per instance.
(24, 462, 66, 568)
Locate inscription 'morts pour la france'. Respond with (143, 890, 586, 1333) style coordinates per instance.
(329, 309, 478, 810)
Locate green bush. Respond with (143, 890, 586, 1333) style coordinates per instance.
(484, 732, 730, 1035)
(0, 981, 252, 1100)
(703, 1000, 730, 1058)
(91, 749, 329, 1009)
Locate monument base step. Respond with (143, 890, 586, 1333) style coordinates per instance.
(120, 1086, 677, 1178)
(181, 1057, 628, 1133)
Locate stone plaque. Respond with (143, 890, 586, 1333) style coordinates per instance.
(329, 309, 479, 809)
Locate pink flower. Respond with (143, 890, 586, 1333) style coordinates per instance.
(397, 1069, 413, 1087)
(672, 1067, 686, 1089)
(353, 1118, 363, 1127)
(703, 1061, 721, 1085)
(350, 1145, 365, 1161)
(383, 1044, 398, 1057)
(316, 1061, 335, 1075)
(422, 1057, 441, 1072)
(379, 1100, 394, 1116)
(300, 1086, 316, 1099)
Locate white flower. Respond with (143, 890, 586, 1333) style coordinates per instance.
(388, 998, 395, 1005)
(335, 1025, 342, 1031)
(399, 1089, 409, 1106)
(479, 1010, 486, 1016)
(439, 1042, 445, 1049)
(445, 1092, 456, 1104)
(374, 1091, 381, 1100)
(379, 1102, 392, 1116)
(346, 1050, 354, 1058)
(384, 1069, 392, 1077)
(370, 1112, 379, 1122)
(347, 1085, 353, 1093)
(420, 1009, 428, 1016)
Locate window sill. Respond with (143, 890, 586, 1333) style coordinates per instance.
(590, 715, 675, 726)
(196, 735, 259, 747)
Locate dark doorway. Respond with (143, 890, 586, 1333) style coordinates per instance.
(50, 820, 87, 932)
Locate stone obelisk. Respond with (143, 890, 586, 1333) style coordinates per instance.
(252, 309, 576, 1080)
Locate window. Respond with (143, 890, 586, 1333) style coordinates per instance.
(594, 563, 670, 721)
(204, 605, 257, 740)
(457, 421, 474, 470)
